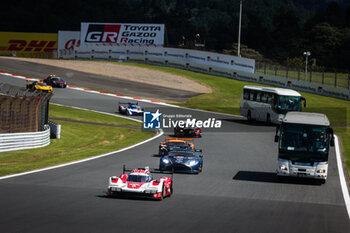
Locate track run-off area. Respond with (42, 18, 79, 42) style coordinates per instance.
(0, 72, 349, 233)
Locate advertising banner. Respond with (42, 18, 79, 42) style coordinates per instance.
(58, 30, 80, 51)
(80, 23, 164, 46)
(63, 44, 255, 73)
(0, 32, 57, 55)
(58, 31, 80, 58)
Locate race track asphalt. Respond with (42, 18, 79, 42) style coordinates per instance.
(0, 73, 349, 233)
(0, 58, 201, 102)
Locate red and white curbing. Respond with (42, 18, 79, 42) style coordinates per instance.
(0, 71, 170, 106)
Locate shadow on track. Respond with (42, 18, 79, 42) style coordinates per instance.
(233, 170, 322, 186)
(96, 193, 162, 202)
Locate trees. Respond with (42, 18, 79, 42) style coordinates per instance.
(0, 0, 349, 69)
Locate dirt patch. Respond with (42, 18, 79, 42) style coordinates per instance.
(0, 57, 211, 94)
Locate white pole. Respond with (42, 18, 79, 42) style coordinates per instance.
(237, 0, 242, 57)
(305, 55, 308, 81)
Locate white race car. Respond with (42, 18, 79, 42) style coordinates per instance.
(118, 102, 144, 116)
(107, 166, 173, 200)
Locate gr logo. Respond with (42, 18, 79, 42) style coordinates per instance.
(85, 24, 121, 43)
(143, 110, 162, 129)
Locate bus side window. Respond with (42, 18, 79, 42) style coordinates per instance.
(256, 91, 262, 102)
(267, 93, 273, 104)
(272, 94, 277, 107)
(243, 90, 249, 100)
(269, 94, 277, 108)
(249, 91, 255, 101)
(253, 91, 257, 101)
(261, 92, 268, 103)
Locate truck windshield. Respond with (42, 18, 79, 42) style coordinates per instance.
(279, 123, 329, 156)
(277, 96, 301, 114)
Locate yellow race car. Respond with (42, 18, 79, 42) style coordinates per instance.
(26, 81, 53, 93)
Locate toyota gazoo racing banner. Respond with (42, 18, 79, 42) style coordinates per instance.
(80, 23, 164, 46)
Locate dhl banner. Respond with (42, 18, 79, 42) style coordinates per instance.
(0, 32, 57, 56)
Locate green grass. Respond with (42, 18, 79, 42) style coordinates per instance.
(50, 104, 140, 126)
(0, 104, 155, 176)
(110, 62, 350, 177)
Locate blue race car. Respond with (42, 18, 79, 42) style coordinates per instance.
(159, 149, 203, 174)
(118, 102, 144, 116)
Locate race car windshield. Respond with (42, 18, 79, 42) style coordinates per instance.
(127, 174, 152, 182)
(167, 142, 187, 147)
(170, 152, 193, 157)
(37, 82, 48, 86)
(52, 77, 64, 81)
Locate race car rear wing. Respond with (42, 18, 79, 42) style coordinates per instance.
(118, 102, 139, 105)
(164, 137, 193, 141)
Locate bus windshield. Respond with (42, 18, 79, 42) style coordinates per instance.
(277, 96, 301, 113)
(279, 123, 330, 160)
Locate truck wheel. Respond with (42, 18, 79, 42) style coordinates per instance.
(266, 114, 271, 124)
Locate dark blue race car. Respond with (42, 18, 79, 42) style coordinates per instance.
(159, 149, 203, 174)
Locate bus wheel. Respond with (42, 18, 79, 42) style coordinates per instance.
(247, 110, 252, 121)
(319, 179, 326, 184)
(266, 114, 271, 124)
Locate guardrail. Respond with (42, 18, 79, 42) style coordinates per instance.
(0, 125, 50, 152)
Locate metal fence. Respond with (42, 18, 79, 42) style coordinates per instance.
(255, 62, 350, 90)
(0, 83, 53, 133)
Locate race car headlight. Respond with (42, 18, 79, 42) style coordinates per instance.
(162, 158, 170, 164)
(188, 160, 199, 166)
(280, 165, 288, 171)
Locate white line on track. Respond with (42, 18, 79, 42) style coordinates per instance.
(335, 135, 350, 219)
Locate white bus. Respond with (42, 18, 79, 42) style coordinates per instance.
(274, 112, 334, 184)
(240, 86, 306, 124)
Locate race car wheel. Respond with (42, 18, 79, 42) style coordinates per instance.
(169, 182, 173, 196)
(159, 184, 165, 200)
(107, 188, 113, 197)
